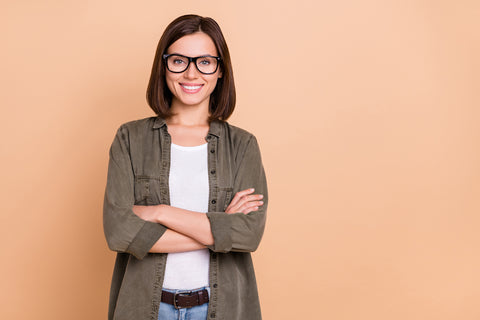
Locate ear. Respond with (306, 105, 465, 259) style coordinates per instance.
(218, 70, 223, 78)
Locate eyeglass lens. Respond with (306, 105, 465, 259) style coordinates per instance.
(166, 55, 218, 74)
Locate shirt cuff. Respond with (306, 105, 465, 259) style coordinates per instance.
(126, 221, 167, 259)
(206, 212, 233, 253)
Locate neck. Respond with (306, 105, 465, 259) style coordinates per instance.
(168, 99, 210, 126)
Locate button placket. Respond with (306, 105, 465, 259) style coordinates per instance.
(207, 133, 218, 320)
(159, 127, 171, 205)
(207, 136, 218, 211)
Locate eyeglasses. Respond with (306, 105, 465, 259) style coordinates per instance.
(163, 54, 221, 75)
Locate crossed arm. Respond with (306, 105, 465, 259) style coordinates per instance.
(132, 188, 264, 253)
(104, 127, 268, 258)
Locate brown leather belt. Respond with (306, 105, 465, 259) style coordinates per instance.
(161, 289, 209, 309)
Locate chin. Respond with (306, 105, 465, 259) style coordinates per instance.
(178, 96, 209, 107)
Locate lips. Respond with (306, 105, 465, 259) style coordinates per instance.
(180, 83, 204, 93)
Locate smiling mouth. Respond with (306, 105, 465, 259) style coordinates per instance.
(180, 83, 204, 93)
(181, 84, 202, 90)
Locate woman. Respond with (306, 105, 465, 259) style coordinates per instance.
(103, 14, 268, 320)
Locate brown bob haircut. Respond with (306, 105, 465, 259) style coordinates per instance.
(146, 14, 236, 122)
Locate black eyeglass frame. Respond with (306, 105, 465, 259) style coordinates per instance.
(163, 54, 221, 75)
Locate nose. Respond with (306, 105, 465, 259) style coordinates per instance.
(184, 61, 199, 79)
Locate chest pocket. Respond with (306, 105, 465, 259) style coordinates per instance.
(135, 178, 233, 210)
(134, 176, 165, 205)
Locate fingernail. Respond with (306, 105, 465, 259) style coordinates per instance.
(259, 195, 263, 199)
(250, 188, 254, 192)
(259, 201, 263, 205)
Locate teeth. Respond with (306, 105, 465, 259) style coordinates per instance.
(182, 85, 202, 90)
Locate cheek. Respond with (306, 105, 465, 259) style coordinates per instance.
(165, 74, 178, 93)
(207, 77, 220, 91)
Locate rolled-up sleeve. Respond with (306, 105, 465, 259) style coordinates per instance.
(206, 135, 268, 253)
(103, 125, 167, 260)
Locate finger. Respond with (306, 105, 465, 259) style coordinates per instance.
(242, 206, 259, 215)
(228, 188, 255, 208)
(230, 194, 263, 212)
(240, 200, 263, 210)
(237, 201, 263, 214)
(245, 194, 263, 202)
(231, 188, 255, 206)
(225, 199, 249, 214)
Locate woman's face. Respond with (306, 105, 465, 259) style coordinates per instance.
(165, 32, 222, 110)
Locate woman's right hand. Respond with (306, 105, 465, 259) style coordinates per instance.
(225, 188, 264, 215)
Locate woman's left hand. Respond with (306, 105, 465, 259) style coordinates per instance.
(225, 188, 264, 215)
(132, 205, 162, 223)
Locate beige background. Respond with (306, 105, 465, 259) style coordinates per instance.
(1, 0, 479, 319)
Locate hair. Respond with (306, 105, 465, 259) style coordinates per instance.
(146, 14, 236, 122)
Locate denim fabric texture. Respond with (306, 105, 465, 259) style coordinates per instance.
(104, 117, 268, 320)
(158, 287, 210, 320)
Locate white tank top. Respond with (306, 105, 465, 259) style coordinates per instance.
(162, 142, 210, 290)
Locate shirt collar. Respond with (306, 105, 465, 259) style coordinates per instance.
(152, 116, 222, 138)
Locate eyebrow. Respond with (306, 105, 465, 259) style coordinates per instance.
(168, 52, 218, 57)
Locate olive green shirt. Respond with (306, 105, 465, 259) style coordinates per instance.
(103, 116, 268, 320)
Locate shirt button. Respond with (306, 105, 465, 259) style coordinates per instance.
(211, 199, 216, 204)
(210, 170, 216, 174)
(210, 312, 216, 318)
(210, 149, 215, 153)
(213, 283, 218, 288)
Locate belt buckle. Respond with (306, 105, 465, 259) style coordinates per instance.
(173, 291, 192, 309)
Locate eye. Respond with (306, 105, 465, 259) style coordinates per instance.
(198, 58, 211, 65)
(173, 58, 186, 65)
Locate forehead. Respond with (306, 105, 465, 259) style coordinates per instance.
(167, 32, 218, 56)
